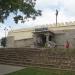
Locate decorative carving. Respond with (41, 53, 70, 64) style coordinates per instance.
(35, 27, 48, 32)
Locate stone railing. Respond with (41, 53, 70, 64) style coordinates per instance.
(35, 21, 75, 28)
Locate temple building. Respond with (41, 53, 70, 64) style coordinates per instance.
(7, 21, 75, 48)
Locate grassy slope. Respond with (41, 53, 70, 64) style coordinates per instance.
(5, 67, 75, 75)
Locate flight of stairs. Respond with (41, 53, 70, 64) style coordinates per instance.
(0, 48, 75, 70)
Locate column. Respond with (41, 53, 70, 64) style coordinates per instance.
(46, 34, 49, 47)
(33, 34, 37, 47)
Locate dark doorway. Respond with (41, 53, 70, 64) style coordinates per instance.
(39, 34, 46, 47)
(49, 35, 52, 41)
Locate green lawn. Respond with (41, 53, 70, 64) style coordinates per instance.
(5, 67, 75, 75)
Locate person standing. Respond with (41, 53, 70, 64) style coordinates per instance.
(64, 40, 70, 48)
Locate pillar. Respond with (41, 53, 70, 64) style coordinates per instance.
(33, 34, 37, 47)
(46, 34, 49, 47)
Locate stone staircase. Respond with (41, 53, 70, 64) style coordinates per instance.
(0, 48, 75, 70)
(0, 48, 40, 66)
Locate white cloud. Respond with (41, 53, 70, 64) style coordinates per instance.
(12, 7, 75, 30)
(62, 0, 75, 16)
(12, 8, 75, 30)
(36, 0, 75, 17)
(0, 24, 6, 39)
(0, 23, 11, 39)
(35, 0, 61, 9)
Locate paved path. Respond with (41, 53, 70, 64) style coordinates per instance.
(0, 64, 25, 75)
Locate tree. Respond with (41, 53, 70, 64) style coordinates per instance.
(1, 37, 7, 47)
(0, 0, 41, 23)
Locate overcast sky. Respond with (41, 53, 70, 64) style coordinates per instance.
(0, 0, 75, 38)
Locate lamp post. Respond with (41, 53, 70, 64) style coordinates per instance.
(56, 9, 58, 26)
(9, 26, 13, 32)
(4, 27, 8, 38)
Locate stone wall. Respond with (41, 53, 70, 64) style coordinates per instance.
(55, 29, 75, 48)
(0, 48, 75, 70)
(6, 36, 15, 48)
(6, 37, 34, 48)
(7, 29, 75, 48)
(14, 38, 34, 48)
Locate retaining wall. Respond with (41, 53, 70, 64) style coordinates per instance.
(0, 48, 75, 70)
